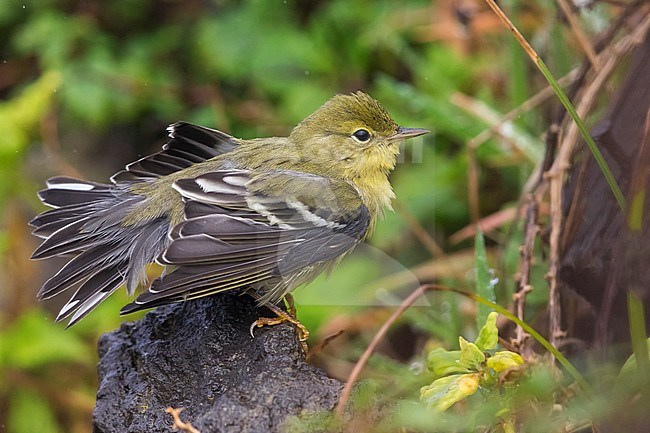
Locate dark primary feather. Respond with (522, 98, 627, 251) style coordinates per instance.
(111, 122, 239, 183)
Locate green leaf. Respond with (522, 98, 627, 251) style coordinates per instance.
(0, 310, 88, 370)
(487, 351, 524, 373)
(0, 70, 60, 203)
(420, 373, 480, 411)
(459, 337, 485, 370)
(0, 70, 61, 153)
(617, 337, 650, 392)
(474, 231, 495, 329)
(475, 311, 499, 351)
(426, 348, 469, 377)
(7, 388, 62, 433)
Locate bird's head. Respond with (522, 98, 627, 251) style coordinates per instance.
(289, 92, 429, 180)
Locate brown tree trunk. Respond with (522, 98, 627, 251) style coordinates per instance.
(559, 28, 650, 350)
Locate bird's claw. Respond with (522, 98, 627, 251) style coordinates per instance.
(248, 297, 310, 352)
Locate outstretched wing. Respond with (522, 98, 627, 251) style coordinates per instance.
(31, 122, 238, 326)
(111, 122, 239, 183)
(121, 169, 370, 313)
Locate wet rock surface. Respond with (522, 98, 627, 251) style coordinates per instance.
(93, 294, 342, 433)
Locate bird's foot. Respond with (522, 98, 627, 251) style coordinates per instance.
(249, 295, 309, 352)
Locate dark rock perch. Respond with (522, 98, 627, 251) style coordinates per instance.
(92, 294, 342, 433)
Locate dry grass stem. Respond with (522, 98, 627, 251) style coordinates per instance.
(451, 93, 523, 150)
(468, 146, 481, 224)
(467, 4, 647, 154)
(483, 0, 539, 62)
(555, 0, 600, 70)
(450, 207, 518, 245)
(452, 92, 540, 162)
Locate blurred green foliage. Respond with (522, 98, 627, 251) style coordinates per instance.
(0, 0, 640, 432)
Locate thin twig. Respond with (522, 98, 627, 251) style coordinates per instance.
(555, 0, 600, 70)
(484, 0, 538, 62)
(451, 92, 538, 162)
(467, 3, 645, 153)
(335, 283, 593, 417)
(546, 170, 565, 350)
(512, 194, 539, 352)
(394, 200, 445, 257)
(166, 407, 201, 433)
(449, 207, 518, 245)
(306, 329, 345, 362)
(335, 284, 436, 415)
(467, 69, 580, 149)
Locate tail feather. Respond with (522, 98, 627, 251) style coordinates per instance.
(81, 197, 141, 231)
(110, 122, 237, 183)
(57, 266, 126, 325)
(65, 289, 117, 327)
(30, 204, 95, 228)
(32, 177, 170, 325)
(38, 242, 129, 299)
(46, 176, 112, 190)
(31, 213, 94, 238)
(33, 123, 236, 325)
(126, 222, 169, 290)
(39, 177, 114, 207)
(39, 188, 115, 208)
(32, 196, 143, 260)
(31, 218, 96, 259)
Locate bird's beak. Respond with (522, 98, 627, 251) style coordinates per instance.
(391, 126, 430, 141)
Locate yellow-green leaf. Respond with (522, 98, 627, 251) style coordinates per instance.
(474, 230, 495, 328)
(487, 350, 524, 373)
(420, 373, 480, 411)
(426, 348, 469, 377)
(475, 311, 499, 351)
(459, 336, 485, 370)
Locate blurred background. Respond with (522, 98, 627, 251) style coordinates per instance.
(0, 1, 642, 432)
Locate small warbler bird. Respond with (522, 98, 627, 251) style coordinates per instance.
(31, 92, 428, 332)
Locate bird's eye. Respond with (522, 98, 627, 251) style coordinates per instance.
(352, 129, 371, 143)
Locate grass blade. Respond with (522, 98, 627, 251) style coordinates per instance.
(474, 230, 495, 329)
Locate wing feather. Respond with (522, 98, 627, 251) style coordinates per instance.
(121, 169, 370, 313)
(110, 122, 239, 183)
